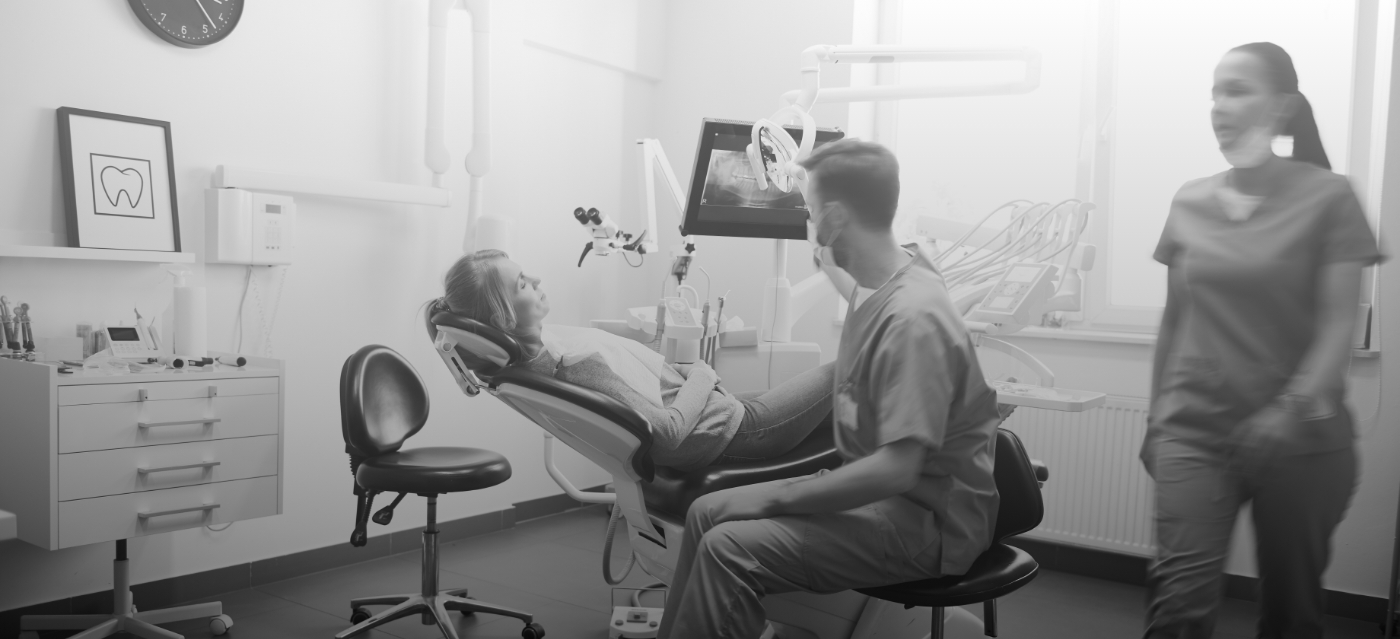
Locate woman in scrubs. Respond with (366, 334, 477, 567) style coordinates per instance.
(1143, 42, 1383, 638)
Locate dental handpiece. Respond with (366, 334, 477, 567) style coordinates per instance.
(0, 296, 13, 351)
(17, 303, 34, 352)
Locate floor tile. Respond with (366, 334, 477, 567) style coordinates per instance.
(443, 540, 660, 614)
(150, 600, 406, 639)
(180, 587, 301, 625)
(255, 554, 471, 623)
(510, 506, 610, 544)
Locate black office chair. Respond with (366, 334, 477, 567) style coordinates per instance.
(337, 345, 545, 639)
(857, 428, 1048, 639)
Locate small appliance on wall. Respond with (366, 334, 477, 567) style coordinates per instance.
(57, 108, 182, 252)
(127, 0, 245, 48)
(206, 188, 295, 265)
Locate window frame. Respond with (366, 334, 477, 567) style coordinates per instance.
(1072, 0, 1388, 334)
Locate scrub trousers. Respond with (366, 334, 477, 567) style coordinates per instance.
(655, 474, 945, 639)
(1141, 436, 1358, 639)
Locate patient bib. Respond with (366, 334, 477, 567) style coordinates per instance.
(541, 325, 665, 408)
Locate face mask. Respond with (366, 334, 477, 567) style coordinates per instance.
(1221, 107, 1280, 169)
(807, 215, 843, 269)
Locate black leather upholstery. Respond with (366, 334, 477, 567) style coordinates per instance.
(490, 366, 657, 482)
(856, 543, 1037, 608)
(641, 419, 842, 520)
(991, 428, 1044, 541)
(340, 345, 430, 457)
(357, 446, 511, 495)
(426, 308, 524, 379)
(856, 428, 1044, 609)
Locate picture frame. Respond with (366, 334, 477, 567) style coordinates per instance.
(57, 107, 181, 252)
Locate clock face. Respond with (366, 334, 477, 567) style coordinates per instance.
(128, 0, 244, 48)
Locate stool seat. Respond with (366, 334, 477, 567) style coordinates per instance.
(641, 421, 842, 520)
(356, 446, 511, 495)
(856, 543, 1038, 609)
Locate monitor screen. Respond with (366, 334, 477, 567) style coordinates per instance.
(107, 326, 141, 341)
(680, 118, 844, 240)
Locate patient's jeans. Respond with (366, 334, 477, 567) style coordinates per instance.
(715, 362, 835, 464)
(1141, 436, 1357, 639)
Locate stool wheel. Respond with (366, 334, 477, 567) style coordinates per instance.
(522, 621, 546, 638)
(350, 606, 373, 624)
(210, 614, 233, 635)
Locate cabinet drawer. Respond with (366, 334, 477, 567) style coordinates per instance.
(60, 436, 279, 501)
(58, 475, 278, 549)
(60, 394, 279, 453)
(59, 377, 279, 407)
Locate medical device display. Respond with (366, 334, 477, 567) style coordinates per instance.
(681, 118, 843, 240)
(103, 324, 160, 359)
(206, 188, 296, 266)
(967, 262, 1059, 328)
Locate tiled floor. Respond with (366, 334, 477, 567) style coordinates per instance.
(46, 505, 1383, 638)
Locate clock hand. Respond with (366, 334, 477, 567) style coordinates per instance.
(193, 0, 218, 30)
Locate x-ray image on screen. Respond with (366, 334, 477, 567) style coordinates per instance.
(699, 149, 807, 210)
(681, 118, 844, 240)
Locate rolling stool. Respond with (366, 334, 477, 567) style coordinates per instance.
(857, 428, 1048, 638)
(337, 345, 544, 639)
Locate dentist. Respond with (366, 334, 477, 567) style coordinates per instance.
(656, 139, 1004, 639)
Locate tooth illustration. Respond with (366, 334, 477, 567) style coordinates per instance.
(100, 166, 144, 209)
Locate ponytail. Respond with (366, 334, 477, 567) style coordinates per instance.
(1283, 93, 1330, 170)
(1230, 42, 1331, 170)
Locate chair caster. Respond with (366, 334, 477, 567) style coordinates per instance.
(351, 606, 373, 624)
(522, 621, 546, 638)
(210, 613, 234, 635)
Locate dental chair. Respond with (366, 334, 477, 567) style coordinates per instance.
(426, 310, 1041, 638)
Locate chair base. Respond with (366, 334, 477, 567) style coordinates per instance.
(335, 590, 534, 639)
(19, 542, 230, 639)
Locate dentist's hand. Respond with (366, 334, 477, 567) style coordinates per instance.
(1226, 404, 1299, 477)
(708, 490, 779, 525)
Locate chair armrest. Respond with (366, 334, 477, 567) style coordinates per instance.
(491, 366, 656, 482)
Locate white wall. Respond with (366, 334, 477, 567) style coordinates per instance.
(0, 0, 663, 611)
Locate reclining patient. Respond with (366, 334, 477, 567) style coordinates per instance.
(431, 250, 834, 472)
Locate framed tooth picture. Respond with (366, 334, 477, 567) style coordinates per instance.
(57, 107, 181, 252)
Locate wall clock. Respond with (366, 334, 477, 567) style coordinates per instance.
(128, 0, 244, 48)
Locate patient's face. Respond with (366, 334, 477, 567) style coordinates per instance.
(496, 258, 550, 329)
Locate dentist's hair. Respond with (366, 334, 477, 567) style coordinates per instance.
(797, 139, 900, 229)
(1230, 42, 1330, 170)
(434, 249, 518, 332)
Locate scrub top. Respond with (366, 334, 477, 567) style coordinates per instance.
(835, 247, 1002, 576)
(1151, 161, 1384, 453)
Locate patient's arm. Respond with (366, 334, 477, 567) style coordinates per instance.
(556, 355, 718, 453)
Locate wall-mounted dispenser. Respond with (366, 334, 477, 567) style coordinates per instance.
(206, 188, 296, 265)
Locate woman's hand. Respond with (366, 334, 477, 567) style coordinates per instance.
(675, 361, 718, 384)
(1226, 404, 1301, 476)
(996, 403, 1018, 421)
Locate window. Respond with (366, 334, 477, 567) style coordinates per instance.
(885, 0, 1390, 331)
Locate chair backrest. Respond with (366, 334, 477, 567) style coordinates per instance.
(425, 307, 523, 381)
(340, 345, 430, 458)
(991, 428, 1044, 542)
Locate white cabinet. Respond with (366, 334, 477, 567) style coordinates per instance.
(0, 356, 284, 550)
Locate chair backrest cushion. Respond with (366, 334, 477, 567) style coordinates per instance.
(425, 308, 523, 379)
(991, 428, 1045, 541)
(491, 366, 655, 482)
(340, 345, 431, 457)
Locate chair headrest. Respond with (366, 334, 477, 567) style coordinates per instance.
(992, 428, 1045, 541)
(426, 307, 524, 376)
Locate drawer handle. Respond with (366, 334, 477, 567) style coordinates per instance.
(137, 503, 221, 520)
(137, 461, 221, 475)
(137, 418, 222, 429)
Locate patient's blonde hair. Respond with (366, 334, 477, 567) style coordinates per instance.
(437, 249, 518, 333)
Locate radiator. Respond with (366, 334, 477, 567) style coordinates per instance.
(1002, 396, 1157, 557)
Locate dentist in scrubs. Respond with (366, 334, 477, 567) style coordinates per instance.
(656, 139, 1003, 639)
(1143, 42, 1384, 638)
